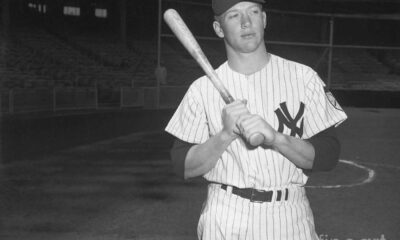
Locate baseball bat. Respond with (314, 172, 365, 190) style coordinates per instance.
(163, 9, 264, 147)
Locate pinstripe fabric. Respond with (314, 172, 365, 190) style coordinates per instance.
(197, 184, 319, 240)
(165, 53, 347, 240)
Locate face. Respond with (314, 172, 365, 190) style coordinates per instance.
(213, 1, 267, 54)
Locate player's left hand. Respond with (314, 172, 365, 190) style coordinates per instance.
(236, 114, 277, 147)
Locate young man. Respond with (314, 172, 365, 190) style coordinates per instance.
(165, 0, 347, 239)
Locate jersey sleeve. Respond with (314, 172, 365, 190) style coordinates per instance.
(165, 83, 209, 144)
(303, 71, 347, 138)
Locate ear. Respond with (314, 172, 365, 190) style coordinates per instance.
(262, 11, 267, 29)
(213, 20, 224, 38)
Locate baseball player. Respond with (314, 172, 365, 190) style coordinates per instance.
(165, 0, 347, 239)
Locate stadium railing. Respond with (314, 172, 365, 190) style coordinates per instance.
(0, 87, 144, 114)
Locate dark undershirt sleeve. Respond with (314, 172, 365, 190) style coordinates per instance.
(170, 139, 195, 179)
(307, 126, 341, 172)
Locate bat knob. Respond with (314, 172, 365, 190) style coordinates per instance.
(248, 133, 264, 147)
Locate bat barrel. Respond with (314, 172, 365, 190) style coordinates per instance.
(163, 8, 234, 104)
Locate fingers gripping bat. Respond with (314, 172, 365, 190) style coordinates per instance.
(163, 9, 264, 147)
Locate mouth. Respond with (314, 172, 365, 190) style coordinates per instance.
(241, 33, 256, 39)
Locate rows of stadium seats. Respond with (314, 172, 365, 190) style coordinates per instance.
(59, 33, 160, 87)
(1, 26, 399, 92)
(2, 41, 57, 89)
(330, 49, 400, 90)
(379, 50, 400, 74)
(332, 49, 389, 74)
(126, 40, 158, 87)
(1, 27, 146, 90)
(70, 34, 142, 69)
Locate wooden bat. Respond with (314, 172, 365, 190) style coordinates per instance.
(163, 8, 264, 147)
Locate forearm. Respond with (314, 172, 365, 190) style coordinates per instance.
(184, 131, 235, 179)
(271, 133, 315, 170)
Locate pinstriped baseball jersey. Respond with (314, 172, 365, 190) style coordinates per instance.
(165, 53, 347, 189)
(165, 53, 347, 240)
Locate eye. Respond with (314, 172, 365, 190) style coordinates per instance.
(250, 7, 260, 14)
(228, 13, 239, 19)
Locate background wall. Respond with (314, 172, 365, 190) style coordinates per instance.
(1, 109, 174, 162)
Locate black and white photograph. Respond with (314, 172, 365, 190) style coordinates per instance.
(1, 0, 399, 239)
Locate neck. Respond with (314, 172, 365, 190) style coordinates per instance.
(226, 45, 269, 75)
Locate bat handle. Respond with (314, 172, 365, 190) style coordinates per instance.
(227, 97, 264, 147)
(222, 94, 235, 105)
(248, 132, 265, 147)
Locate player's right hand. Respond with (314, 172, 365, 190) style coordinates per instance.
(221, 100, 250, 140)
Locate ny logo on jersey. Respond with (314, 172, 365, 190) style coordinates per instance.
(274, 102, 305, 138)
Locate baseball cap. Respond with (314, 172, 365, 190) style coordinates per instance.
(212, 0, 266, 16)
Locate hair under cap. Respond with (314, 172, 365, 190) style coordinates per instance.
(212, 0, 265, 16)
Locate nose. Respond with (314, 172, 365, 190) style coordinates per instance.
(241, 13, 251, 28)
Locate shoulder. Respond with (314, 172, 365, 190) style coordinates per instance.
(189, 76, 211, 98)
(270, 53, 316, 77)
(268, 53, 320, 90)
(276, 54, 324, 90)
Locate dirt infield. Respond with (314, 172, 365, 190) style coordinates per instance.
(0, 107, 399, 240)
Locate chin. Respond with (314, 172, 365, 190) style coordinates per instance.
(239, 43, 261, 53)
(238, 38, 263, 51)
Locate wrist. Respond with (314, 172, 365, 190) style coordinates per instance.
(219, 129, 237, 143)
(270, 132, 287, 151)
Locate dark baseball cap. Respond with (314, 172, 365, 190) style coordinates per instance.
(212, 0, 266, 16)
